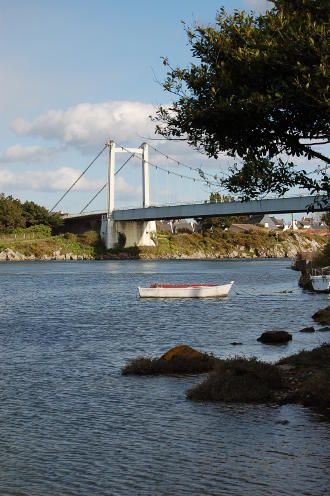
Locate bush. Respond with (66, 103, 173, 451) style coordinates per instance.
(279, 343, 330, 369)
(117, 232, 126, 249)
(186, 357, 282, 403)
(79, 230, 100, 246)
(122, 347, 216, 376)
(312, 239, 330, 268)
(299, 369, 330, 411)
(13, 224, 52, 237)
(63, 232, 78, 242)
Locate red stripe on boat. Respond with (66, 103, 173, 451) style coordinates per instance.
(150, 283, 218, 288)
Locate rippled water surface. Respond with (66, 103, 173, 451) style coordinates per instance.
(0, 259, 329, 495)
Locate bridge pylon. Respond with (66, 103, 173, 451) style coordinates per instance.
(101, 140, 156, 249)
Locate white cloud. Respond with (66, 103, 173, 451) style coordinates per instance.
(0, 167, 102, 192)
(9, 100, 233, 175)
(243, 0, 273, 13)
(0, 144, 60, 163)
(12, 101, 157, 151)
(116, 176, 142, 197)
(0, 166, 142, 200)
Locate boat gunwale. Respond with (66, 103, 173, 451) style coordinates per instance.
(138, 281, 234, 298)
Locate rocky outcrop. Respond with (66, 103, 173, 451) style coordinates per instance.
(257, 330, 292, 344)
(0, 248, 91, 262)
(0, 248, 29, 261)
(161, 345, 206, 361)
(313, 306, 330, 325)
(299, 326, 315, 333)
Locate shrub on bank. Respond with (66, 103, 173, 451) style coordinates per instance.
(186, 358, 282, 403)
(122, 355, 215, 375)
(122, 345, 216, 375)
(279, 344, 330, 411)
(279, 343, 330, 369)
(299, 369, 330, 411)
(122, 345, 330, 414)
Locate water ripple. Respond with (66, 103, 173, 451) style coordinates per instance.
(0, 259, 329, 495)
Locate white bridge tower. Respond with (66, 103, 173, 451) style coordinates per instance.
(100, 140, 156, 249)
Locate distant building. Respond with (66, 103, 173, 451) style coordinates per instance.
(243, 214, 277, 229)
(156, 220, 173, 233)
(156, 219, 202, 234)
(288, 216, 328, 234)
(173, 220, 194, 233)
(297, 216, 326, 230)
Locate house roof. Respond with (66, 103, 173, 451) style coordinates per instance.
(243, 214, 277, 228)
(270, 216, 284, 226)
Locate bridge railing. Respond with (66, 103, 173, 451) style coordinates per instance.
(63, 193, 317, 218)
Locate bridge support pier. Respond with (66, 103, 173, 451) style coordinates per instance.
(100, 216, 156, 249)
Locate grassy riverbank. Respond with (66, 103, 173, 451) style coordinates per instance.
(0, 230, 105, 260)
(0, 227, 326, 260)
(109, 229, 326, 260)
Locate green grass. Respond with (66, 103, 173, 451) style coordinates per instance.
(0, 230, 106, 258)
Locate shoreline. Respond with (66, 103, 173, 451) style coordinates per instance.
(0, 229, 326, 262)
(0, 252, 307, 262)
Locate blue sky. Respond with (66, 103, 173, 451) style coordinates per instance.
(2, 0, 316, 215)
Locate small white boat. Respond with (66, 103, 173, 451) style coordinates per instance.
(311, 267, 330, 293)
(138, 281, 234, 298)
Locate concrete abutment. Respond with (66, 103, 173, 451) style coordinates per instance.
(100, 217, 156, 249)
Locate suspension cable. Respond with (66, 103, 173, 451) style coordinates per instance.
(79, 140, 228, 214)
(147, 142, 230, 180)
(80, 184, 107, 214)
(50, 144, 108, 212)
(79, 149, 137, 214)
(115, 141, 220, 186)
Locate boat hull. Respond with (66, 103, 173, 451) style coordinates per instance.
(138, 281, 234, 298)
(311, 275, 330, 293)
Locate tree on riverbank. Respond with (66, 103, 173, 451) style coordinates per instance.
(155, 0, 329, 204)
(198, 192, 249, 230)
(0, 193, 63, 232)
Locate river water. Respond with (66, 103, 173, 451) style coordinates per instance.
(0, 259, 329, 496)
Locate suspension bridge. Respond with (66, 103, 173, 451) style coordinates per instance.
(54, 140, 327, 249)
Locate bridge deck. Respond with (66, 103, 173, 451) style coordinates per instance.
(64, 196, 326, 222)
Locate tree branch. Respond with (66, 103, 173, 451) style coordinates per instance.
(298, 143, 330, 164)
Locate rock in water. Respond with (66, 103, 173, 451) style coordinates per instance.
(257, 331, 292, 344)
(318, 326, 330, 332)
(299, 327, 315, 333)
(312, 306, 330, 325)
(161, 345, 206, 361)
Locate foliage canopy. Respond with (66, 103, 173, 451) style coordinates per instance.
(198, 192, 248, 230)
(155, 0, 329, 202)
(0, 193, 63, 232)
